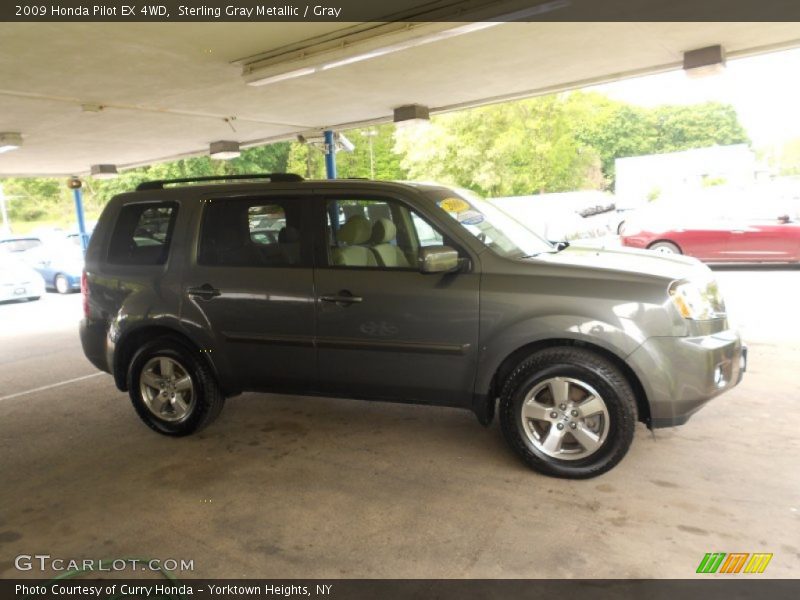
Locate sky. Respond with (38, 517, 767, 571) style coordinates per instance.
(587, 46, 800, 148)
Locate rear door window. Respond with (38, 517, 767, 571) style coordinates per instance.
(108, 203, 177, 265)
(198, 198, 307, 267)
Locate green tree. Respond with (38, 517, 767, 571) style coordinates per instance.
(396, 95, 601, 196)
(649, 102, 749, 153)
(1, 142, 292, 230)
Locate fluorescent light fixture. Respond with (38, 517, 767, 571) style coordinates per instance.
(90, 164, 118, 179)
(320, 22, 498, 71)
(0, 132, 22, 154)
(683, 45, 726, 78)
(243, 2, 569, 87)
(209, 140, 241, 160)
(248, 67, 317, 87)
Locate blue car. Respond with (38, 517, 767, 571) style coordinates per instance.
(0, 236, 84, 294)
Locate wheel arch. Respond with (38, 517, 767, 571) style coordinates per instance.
(647, 239, 682, 253)
(477, 338, 651, 428)
(112, 324, 230, 395)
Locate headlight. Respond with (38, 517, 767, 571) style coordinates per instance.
(669, 278, 726, 320)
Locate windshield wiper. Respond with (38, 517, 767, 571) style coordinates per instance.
(519, 241, 569, 259)
(554, 241, 570, 252)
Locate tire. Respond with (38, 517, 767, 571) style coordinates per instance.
(54, 273, 71, 294)
(126, 336, 225, 436)
(499, 347, 637, 479)
(648, 241, 681, 255)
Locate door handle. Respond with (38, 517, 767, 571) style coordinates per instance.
(320, 290, 363, 306)
(187, 283, 221, 300)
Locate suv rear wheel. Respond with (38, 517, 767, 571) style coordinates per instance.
(127, 337, 224, 436)
(499, 347, 636, 478)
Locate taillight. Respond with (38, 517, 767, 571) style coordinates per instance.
(81, 270, 89, 318)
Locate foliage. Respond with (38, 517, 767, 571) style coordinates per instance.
(570, 92, 749, 185)
(766, 137, 800, 175)
(396, 95, 602, 197)
(1, 143, 291, 230)
(287, 124, 407, 180)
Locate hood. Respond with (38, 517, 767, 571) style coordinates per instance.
(529, 244, 710, 282)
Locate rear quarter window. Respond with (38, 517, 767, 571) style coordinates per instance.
(107, 202, 178, 265)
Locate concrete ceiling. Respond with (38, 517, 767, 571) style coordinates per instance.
(1, 20, 799, 175)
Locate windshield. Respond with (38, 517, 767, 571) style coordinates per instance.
(425, 187, 554, 258)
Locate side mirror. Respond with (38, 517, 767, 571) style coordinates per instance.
(419, 246, 460, 274)
(778, 214, 791, 224)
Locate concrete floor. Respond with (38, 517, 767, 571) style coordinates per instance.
(1, 268, 798, 579)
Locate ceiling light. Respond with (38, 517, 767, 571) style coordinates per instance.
(393, 104, 430, 128)
(0, 132, 23, 154)
(209, 140, 241, 160)
(90, 164, 119, 179)
(248, 67, 317, 87)
(683, 45, 726, 78)
(242, 1, 568, 87)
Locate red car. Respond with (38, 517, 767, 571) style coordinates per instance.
(621, 202, 800, 263)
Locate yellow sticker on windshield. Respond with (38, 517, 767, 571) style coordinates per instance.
(439, 197, 470, 213)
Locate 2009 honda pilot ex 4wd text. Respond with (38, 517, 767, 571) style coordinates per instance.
(80, 173, 747, 478)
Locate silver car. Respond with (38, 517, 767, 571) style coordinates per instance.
(0, 254, 46, 303)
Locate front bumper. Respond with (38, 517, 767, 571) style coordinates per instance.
(627, 329, 746, 428)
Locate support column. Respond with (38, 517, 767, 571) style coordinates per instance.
(68, 177, 88, 252)
(323, 130, 337, 179)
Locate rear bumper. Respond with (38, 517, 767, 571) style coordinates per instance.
(80, 318, 111, 374)
(627, 330, 746, 428)
(0, 278, 46, 301)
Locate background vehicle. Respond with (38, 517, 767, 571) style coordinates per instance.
(489, 191, 614, 242)
(0, 254, 45, 303)
(1, 234, 84, 293)
(23, 242, 84, 293)
(0, 236, 44, 254)
(621, 194, 800, 262)
(80, 174, 745, 479)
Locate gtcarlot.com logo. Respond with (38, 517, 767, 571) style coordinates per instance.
(14, 554, 194, 573)
(696, 552, 773, 574)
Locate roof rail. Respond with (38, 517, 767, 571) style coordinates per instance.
(135, 173, 304, 191)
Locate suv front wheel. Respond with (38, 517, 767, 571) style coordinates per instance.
(127, 337, 225, 436)
(499, 347, 636, 478)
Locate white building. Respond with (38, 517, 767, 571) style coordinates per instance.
(614, 144, 757, 209)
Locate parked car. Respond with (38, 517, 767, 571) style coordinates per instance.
(80, 174, 745, 479)
(621, 197, 800, 262)
(0, 235, 44, 254)
(490, 191, 614, 242)
(0, 254, 46, 303)
(23, 242, 84, 293)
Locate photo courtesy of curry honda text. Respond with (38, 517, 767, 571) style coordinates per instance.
(79, 174, 747, 479)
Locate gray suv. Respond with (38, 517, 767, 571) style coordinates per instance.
(80, 174, 746, 478)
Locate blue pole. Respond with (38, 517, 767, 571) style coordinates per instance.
(72, 185, 88, 252)
(323, 129, 337, 179)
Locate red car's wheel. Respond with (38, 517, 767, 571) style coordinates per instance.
(648, 241, 681, 255)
